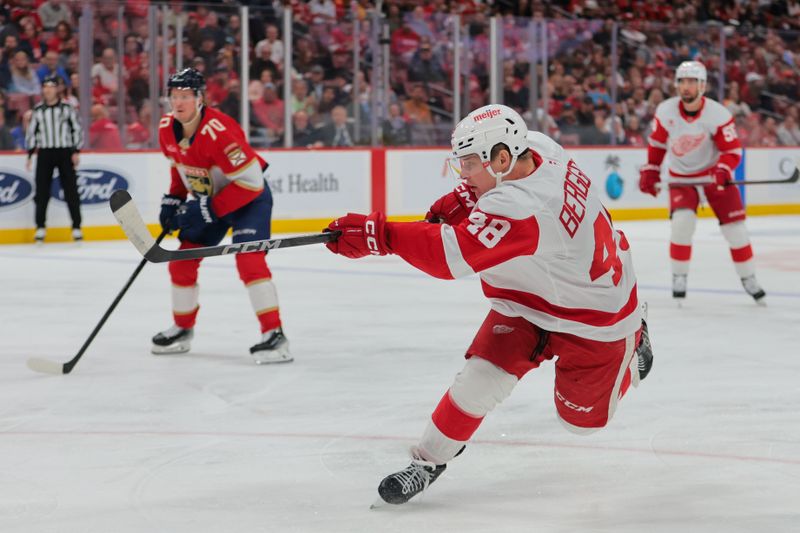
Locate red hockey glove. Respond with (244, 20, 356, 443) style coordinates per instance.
(711, 164, 733, 187)
(638, 164, 661, 197)
(325, 212, 390, 259)
(425, 182, 477, 225)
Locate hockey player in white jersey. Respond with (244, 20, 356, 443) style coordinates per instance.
(639, 61, 766, 303)
(325, 104, 654, 505)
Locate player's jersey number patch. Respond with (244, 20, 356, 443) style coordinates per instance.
(466, 212, 511, 249)
(589, 214, 623, 286)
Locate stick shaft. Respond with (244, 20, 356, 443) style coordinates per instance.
(61, 230, 168, 373)
(667, 167, 799, 187)
(145, 232, 338, 262)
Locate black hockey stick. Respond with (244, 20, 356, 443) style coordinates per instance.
(27, 229, 170, 375)
(668, 166, 799, 186)
(736, 166, 799, 185)
(110, 190, 340, 262)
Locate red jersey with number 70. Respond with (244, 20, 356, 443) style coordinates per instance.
(158, 106, 267, 217)
(386, 132, 641, 342)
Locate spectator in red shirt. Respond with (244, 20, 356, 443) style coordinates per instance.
(251, 81, 284, 145)
(89, 104, 122, 150)
(391, 24, 421, 63)
(126, 101, 151, 149)
(123, 34, 144, 81)
(46, 21, 72, 55)
(205, 66, 230, 107)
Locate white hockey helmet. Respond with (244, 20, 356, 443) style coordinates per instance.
(451, 104, 528, 185)
(675, 61, 707, 85)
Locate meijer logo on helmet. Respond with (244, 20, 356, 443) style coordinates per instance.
(51, 169, 130, 205)
(473, 108, 502, 122)
(0, 172, 33, 210)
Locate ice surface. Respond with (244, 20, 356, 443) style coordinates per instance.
(1, 216, 799, 532)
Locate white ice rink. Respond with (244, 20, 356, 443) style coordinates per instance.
(1, 215, 799, 532)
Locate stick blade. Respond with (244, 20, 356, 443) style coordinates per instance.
(27, 357, 67, 375)
(110, 190, 157, 258)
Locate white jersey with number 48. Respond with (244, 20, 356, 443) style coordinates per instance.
(386, 132, 642, 342)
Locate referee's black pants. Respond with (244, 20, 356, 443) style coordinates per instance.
(34, 148, 81, 229)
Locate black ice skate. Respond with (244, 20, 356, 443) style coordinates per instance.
(636, 320, 654, 382)
(151, 325, 193, 354)
(672, 274, 687, 300)
(377, 456, 447, 505)
(249, 327, 292, 364)
(741, 275, 766, 305)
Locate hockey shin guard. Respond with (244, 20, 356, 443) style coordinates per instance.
(419, 357, 517, 465)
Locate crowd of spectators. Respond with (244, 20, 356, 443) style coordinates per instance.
(0, 0, 798, 152)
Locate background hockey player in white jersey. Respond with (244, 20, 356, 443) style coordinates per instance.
(639, 61, 766, 304)
(324, 105, 654, 505)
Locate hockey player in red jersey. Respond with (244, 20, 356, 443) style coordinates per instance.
(639, 61, 766, 304)
(151, 68, 291, 364)
(325, 104, 654, 505)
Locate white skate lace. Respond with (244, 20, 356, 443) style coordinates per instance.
(672, 274, 687, 292)
(395, 459, 435, 495)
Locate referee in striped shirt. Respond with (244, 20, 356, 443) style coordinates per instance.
(25, 74, 84, 242)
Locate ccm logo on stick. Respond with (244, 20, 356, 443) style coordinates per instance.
(222, 240, 282, 254)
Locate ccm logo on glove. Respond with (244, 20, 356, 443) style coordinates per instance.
(325, 212, 390, 259)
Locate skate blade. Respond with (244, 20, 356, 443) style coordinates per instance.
(755, 299, 767, 307)
(151, 343, 191, 355)
(253, 354, 294, 365)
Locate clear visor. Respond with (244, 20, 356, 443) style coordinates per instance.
(445, 155, 489, 181)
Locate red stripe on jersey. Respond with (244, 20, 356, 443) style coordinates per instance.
(647, 145, 666, 167)
(387, 221, 455, 279)
(713, 117, 742, 151)
(431, 390, 483, 441)
(211, 180, 262, 217)
(481, 281, 639, 328)
(387, 213, 539, 280)
(454, 212, 540, 273)
(649, 117, 668, 145)
(717, 152, 741, 173)
(670, 243, 692, 261)
(730, 244, 753, 263)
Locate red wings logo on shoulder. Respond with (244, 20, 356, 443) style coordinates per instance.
(671, 133, 706, 157)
